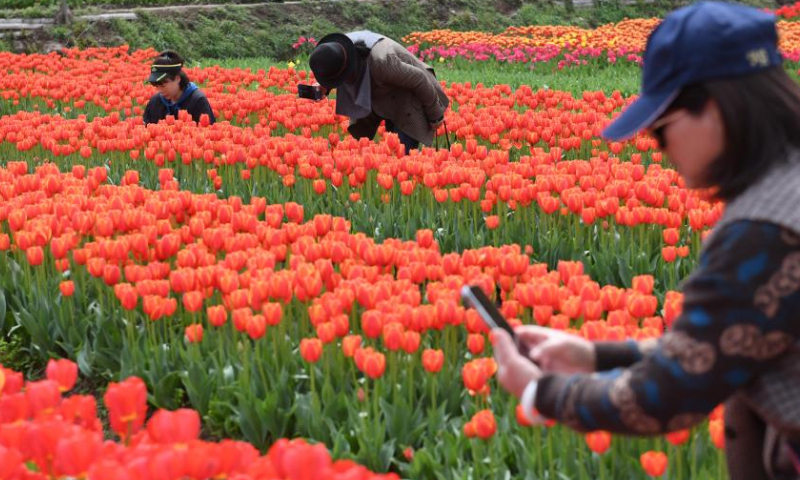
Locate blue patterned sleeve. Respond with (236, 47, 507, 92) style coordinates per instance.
(535, 220, 800, 434)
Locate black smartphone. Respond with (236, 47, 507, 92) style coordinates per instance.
(297, 84, 324, 101)
(461, 284, 532, 359)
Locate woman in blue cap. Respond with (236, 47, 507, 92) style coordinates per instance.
(143, 51, 216, 126)
(491, 2, 800, 478)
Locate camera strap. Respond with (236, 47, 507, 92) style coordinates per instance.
(435, 120, 452, 152)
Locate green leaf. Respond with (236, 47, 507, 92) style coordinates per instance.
(0, 288, 6, 332)
(77, 343, 92, 377)
(378, 438, 396, 472)
(151, 371, 183, 410)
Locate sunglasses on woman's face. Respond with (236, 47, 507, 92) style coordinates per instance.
(649, 110, 687, 149)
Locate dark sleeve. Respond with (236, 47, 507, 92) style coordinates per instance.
(188, 91, 215, 125)
(594, 339, 655, 371)
(143, 95, 162, 125)
(536, 221, 800, 434)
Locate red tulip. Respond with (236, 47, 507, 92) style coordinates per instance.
(59, 280, 75, 297)
(45, 359, 78, 392)
(640, 450, 668, 477)
(402, 330, 421, 354)
(147, 408, 201, 445)
(207, 305, 228, 327)
(467, 333, 486, 354)
(632, 275, 655, 295)
(185, 324, 204, 343)
(26, 246, 43, 266)
(59, 394, 101, 431)
(262, 302, 282, 326)
(0, 445, 24, 480)
(300, 338, 323, 363)
(104, 376, 148, 440)
(665, 429, 690, 446)
(471, 410, 497, 439)
(26, 380, 61, 417)
(662, 228, 679, 246)
(422, 349, 444, 373)
(341, 335, 362, 358)
(381, 322, 404, 351)
(1, 368, 23, 395)
(182, 291, 204, 313)
(709, 419, 725, 449)
(462, 360, 489, 392)
(585, 431, 611, 454)
(246, 314, 267, 340)
(53, 430, 103, 478)
(364, 351, 386, 379)
(87, 459, 134, 480)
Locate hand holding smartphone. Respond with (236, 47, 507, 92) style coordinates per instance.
(461, 285, 534, 361)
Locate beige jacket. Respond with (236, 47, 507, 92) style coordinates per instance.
(347, 37, 450, 145)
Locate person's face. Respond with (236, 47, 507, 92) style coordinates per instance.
(152, 76, 182, 101)
(649, 101, 725, 189)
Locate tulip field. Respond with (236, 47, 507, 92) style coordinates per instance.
(7, 11, 800, 480)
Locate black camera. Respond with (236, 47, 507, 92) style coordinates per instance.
(297, 84, 324, 101)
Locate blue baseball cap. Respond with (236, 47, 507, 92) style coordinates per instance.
(603, 1, 782, 141)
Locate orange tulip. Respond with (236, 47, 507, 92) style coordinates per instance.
(709, 419, 725, 449)
(467, 333, 486, 355)
(262, 302, 282, 326)
(382, 322, 405, 351)
(422, 349, 444, 373)
(632, 275, 655, 295)
(26, 246, 44, 266)
(246, 315, 267, 340)
(640, 450, 668, 477)
(300, 338, 323, 363)
(364, 351, 386, 379)
(662, 228, 679, 246)
(402, 330, 421, 354)
(462, 360, 489, 393)
(585, 431, 611, 454)
(182, 291, 204, 313)
(185, 324, 204, 343)
(471, 410, 497, 440)
(59, 280, 75, 297)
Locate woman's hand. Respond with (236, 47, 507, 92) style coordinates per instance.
(312, 83, 329, 97)
(517, 326, 596, 374)
(491, 329, 543, 398)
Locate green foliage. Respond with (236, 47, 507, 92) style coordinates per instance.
(0, 0, 783, 58)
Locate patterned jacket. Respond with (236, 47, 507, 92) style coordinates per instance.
(346, 36, 450, 145)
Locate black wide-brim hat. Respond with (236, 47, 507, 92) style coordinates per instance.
(309, 33, 357, 89)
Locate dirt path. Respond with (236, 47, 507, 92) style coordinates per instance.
(0, 0, 371, 30)
(0, 0, 628, 32)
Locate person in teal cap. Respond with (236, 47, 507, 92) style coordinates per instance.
(143, 50, 215, 126)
